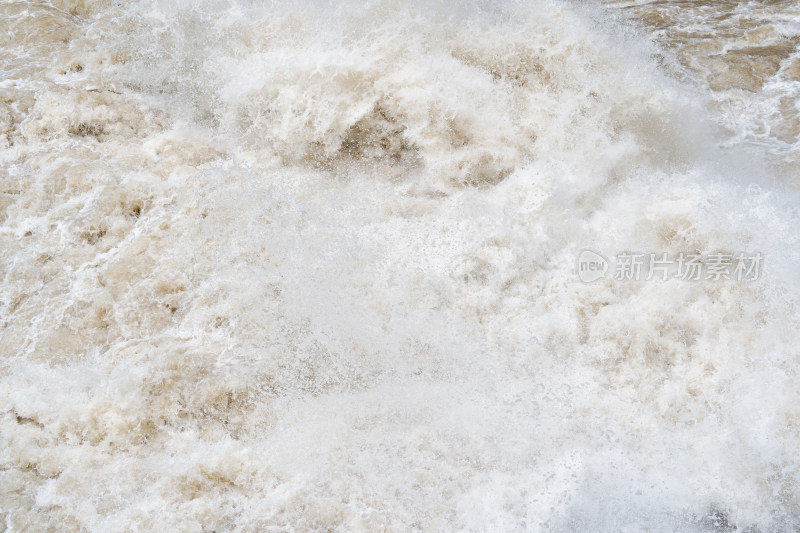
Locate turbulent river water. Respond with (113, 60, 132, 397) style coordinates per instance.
(1, 0, 800, 531)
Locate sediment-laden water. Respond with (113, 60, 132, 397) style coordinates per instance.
(1, 0, 799, 530)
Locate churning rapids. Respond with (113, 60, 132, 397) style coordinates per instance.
(1, 0, 800, 531)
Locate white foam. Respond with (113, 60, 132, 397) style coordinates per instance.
(1, 0, 799, 530)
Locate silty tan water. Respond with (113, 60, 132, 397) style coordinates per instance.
(1, 0, 799, 530)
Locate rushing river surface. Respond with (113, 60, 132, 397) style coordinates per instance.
(1, 0, 799, 531)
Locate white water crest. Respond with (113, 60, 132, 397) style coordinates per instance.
(1, 0, 799, 530)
